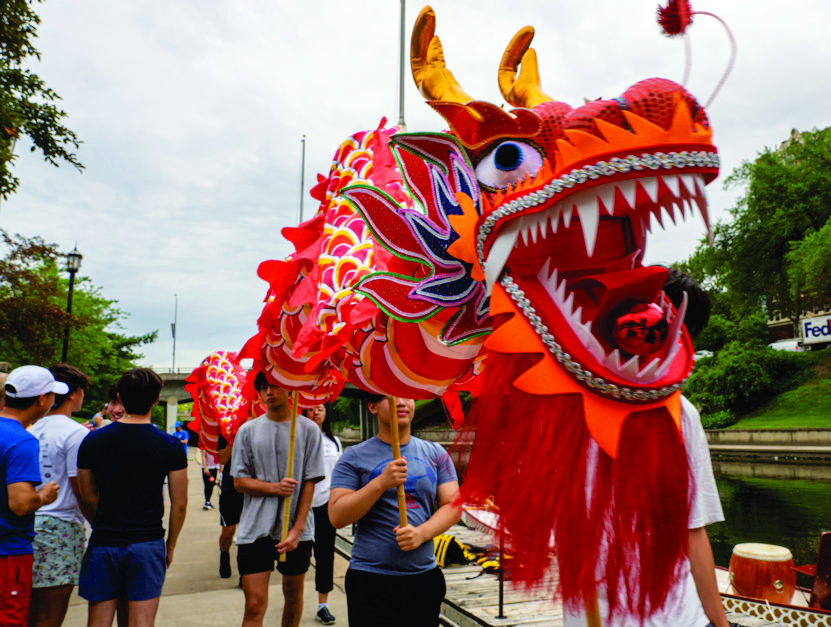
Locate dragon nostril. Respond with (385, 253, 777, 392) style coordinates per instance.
(495, 143, 522, 171)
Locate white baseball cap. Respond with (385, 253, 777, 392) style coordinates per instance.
(4, 366, 69, 398)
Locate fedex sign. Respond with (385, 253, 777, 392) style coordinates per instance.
(802, 314, 831, 344)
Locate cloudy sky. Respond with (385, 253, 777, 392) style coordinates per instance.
(3, 0, 829, 372)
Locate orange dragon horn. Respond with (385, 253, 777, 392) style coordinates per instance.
(411, 6, 474, 103)
(498, 26, 554, 108)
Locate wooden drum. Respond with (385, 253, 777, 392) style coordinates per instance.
(729, 543, 796, 604)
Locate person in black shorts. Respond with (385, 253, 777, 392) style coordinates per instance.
(231, 373, 324, 627)
(217, 433, 243, 579)
(76, 368, 188, 626)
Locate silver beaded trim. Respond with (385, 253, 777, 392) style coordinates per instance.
(500, 274, 687, 402)
(476, 150, 719, 265)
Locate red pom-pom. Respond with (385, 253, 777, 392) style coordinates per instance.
(657, 0, 693, 36)
(613, 303, 668, 356)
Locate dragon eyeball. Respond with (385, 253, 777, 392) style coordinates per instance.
(474, 140, 544, 190)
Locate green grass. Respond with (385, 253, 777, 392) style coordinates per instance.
(729, 349, 831, 429)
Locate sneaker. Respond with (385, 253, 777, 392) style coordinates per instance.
(203, 501, 213, 510)
(316, 606, 336, 625)
(219, 551, 231, 578)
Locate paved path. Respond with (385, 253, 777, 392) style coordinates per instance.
(63, 458, 349, 626)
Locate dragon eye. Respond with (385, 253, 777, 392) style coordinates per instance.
(475, 140, 543, 190)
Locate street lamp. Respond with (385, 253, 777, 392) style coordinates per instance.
(61, 246, 83, 362)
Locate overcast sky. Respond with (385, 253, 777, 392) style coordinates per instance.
(3, 0, 829, 372)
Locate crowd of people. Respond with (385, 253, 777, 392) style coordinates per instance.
(0, 269, 728, 627)
(0, 363, 464, 627)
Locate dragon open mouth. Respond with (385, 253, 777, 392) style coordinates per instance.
(478, 151, 717, 396)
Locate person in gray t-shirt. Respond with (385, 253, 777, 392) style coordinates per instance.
(231, 373, 324, 627)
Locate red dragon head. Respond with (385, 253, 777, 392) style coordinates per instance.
(409, 6, 718, 620)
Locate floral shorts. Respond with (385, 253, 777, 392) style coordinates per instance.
(32, 515, 85, 588)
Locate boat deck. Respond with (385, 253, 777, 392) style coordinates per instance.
(335, 521, 775, 626)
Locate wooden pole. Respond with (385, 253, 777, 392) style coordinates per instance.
(386, 396, 408, 527)
(585, 594, 602, 627)
(279, 391, 300, 562)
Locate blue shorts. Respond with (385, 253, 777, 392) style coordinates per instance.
(78, 539, 166, 602)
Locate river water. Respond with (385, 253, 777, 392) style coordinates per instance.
(708, 466, 831, 588)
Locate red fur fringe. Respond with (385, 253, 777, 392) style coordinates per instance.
(457, 353, 691, 621)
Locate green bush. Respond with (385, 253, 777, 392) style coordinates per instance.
(700, 410, 737, 429)
(685, 341, 814, 415)
(330, 396, 360, 430)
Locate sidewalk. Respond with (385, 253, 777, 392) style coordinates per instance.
(62, 458, 349, 626)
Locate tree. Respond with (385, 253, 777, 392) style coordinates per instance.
(0, 230, 157, 415)
(1, 0, 83, 200)
(688, 127, 831, 335)
(786, 219, 831, 305)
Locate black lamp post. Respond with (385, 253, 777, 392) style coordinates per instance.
(61, 246, 83, 362)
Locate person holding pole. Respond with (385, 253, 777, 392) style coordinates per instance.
(231, 372, 323, 627)
(329, 395, 461, 627)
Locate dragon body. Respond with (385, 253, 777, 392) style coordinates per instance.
(241, 6, 719, 621)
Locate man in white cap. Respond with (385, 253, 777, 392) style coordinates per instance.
(0, 365, 62, 626)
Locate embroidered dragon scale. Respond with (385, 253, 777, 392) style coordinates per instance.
(241, 6, 719, 620)
(185, 351, 262, 451)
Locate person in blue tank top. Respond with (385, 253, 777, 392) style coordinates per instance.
(329, 395, 461, 627)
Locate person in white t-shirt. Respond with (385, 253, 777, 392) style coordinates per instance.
(28, 364, 95, 627)
(564, 270, 728, 627)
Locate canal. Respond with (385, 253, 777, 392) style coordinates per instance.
(708, 460, 831, 589)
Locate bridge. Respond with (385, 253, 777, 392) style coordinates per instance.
(156, 369, 194, 433)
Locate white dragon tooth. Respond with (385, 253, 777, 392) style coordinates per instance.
(662, 201, 678, 226)
(581, 327, 606, 362)
(652, 207, 665, 230)
(662, 174, 681, 197)
(576, 195, 601, 256)
(537, 211, 549, 239)
(550, 210, 560, 234)
(518, 216, 530, 246)
(538, 258, 552, 283)
(528, 216, 539, 244)
(681, 196, 694, 219)
(484, 220, 520, 294)
(617, 180, 637, 210)
(693, 174, 706, 195)
(605, 349, 624, 371)
(655, 292, 688, 378)
(620, 354, 642, 380)
(639, 177, 660, 203)
(679, 174, 696, 196)
(554, 274, 568, 305)
(563, 204, 573, 227)
(562, 290, 575, 317)
(637, 357, 661, 381)
(572, 305, 583, 325)
(597, 184, 617, 215)
(655, 339, 683, 380)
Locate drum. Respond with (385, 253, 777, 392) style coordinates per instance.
(729, 543, 796, 604)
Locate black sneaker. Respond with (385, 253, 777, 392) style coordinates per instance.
(203, 501, 213, 510)
(316, 606, 336, 624)
(219, 551, 231, 578)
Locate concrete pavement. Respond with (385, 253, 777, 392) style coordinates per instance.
(62, 457, 350, 626)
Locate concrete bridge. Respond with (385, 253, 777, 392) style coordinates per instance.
(157, 369, 194, 433)
(154, 367, 380, 437)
